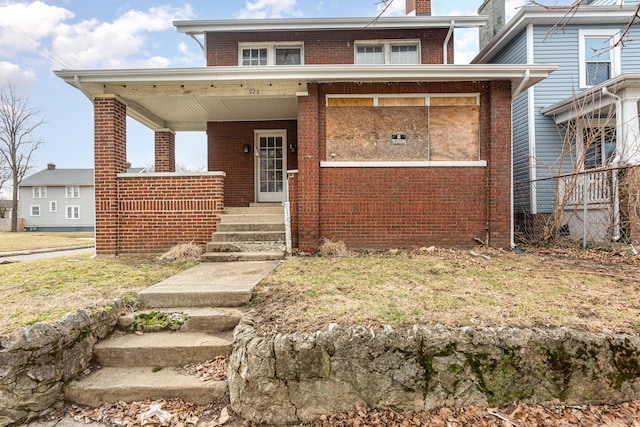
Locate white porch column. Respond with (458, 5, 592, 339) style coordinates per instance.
(617, 88, 640, 165)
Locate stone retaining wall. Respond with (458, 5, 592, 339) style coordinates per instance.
(229, 318, 640, 425)
(0, 301, 124, 426)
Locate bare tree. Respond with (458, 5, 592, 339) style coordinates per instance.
(0, 86, 45, 231)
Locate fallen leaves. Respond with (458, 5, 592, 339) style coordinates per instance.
(295, 401, 640, 427)
(177, 355, 229, 381)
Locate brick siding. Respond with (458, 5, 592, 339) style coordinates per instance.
(208, 120, 297, 207)
(206, 29, 452, 67)
(154, 131, 176, 172)
(116, 174, 224, 253)
(287, 171, 299, 248)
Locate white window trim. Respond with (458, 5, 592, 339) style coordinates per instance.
(576, 120, 617, 170)
(49, 201, 57, 212)
(238, 42, 304, 66)
(578, 29, 620, 89)
(65, 186, 80, 198)
(354, 39, 421, 64)
(32, 186, 47, 199)
(65, 205, 80, 220)
(30, 205, 41, 217)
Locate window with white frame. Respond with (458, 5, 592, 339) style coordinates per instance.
(239, 43, 303, 66)
(49, 201, 57, 212)
(32, 187, 47, 198)
(355, 40, 420, 65)
(66, 186, 80, 198)
(30, 205, 40, 216)
(579, 30, 620, 88)
(66, 205, 79, 220)
(581, 126, 616, 169)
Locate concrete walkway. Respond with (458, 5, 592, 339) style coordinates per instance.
(0, 245, 94, 262)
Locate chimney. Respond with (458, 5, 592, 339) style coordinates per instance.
(478, 0, 505, 50)
(406, 0, 431, 16)
(47, 163, 55, 170)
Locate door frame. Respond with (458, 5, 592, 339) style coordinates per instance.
(254, 129, 287, 203)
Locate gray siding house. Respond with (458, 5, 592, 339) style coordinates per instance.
(19, 164, 95, 232)
(473, 0, 640, 243)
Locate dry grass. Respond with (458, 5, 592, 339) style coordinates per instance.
(159, 242, 204, 261)
(0, 232, 94, 252)
(252, 247, 640, 335)
(318, 238, 352, 257)
(0, 255, 195, 335)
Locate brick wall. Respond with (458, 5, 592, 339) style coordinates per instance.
(154, 131, 176, 173)
(287, 171, 299, 249)
(116, 174, 224, 253)
(206, 29, 451, 66)
(290, 80, 512, 250)
(319, 167, 487, 248)
(208, 120, 297, 207)
(94, 96, 127, 255)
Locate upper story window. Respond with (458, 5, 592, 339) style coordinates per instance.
(355, 40, 420, 65)
(66, 186, 80, 198)
(579, 30, 620, 88)
(33, 186, 47, 198)
(239, 43, 303, 66)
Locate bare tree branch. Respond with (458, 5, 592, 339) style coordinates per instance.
(0, 85, 46, 231)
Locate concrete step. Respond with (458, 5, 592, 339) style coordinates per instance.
(220, 213, 284, 224)
(224, 206, 283, 215)
(201, 252, 285, 262)
(210, 231, 285, 242)
(118, 307, 245, 333)
(217, 222, 284, 232)
(249, 202, 282, 207)
(138, 262, 278, 308)
(93, 332, 231, 367)
(205, 241, 285, 253)
(65, 366, 227, 407)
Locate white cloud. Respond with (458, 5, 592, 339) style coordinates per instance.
(0, 1, 73, 55)
(454, 28, 480, 64)
(376, 0, 406, 16)
(236, 0, 301, 19)
(50, 5, 195, 69)
(0, 61, 36, 88)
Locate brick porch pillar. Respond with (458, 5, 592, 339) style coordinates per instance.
(487, 81, 512, 248)
(94, 96, 127, 255)
(297, 84, 320, 252)
(154, 129, 176, 172)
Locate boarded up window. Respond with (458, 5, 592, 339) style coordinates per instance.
(430, 104, 480, 161)
(325, 95, 479, 162)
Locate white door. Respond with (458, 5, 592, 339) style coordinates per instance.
(255, 130, 287, 203)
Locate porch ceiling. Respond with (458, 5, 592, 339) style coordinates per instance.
(55, 64, 558, 131)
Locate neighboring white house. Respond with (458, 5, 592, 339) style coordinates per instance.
(18, 164, 95, 232)
(18, 163, 146, 232)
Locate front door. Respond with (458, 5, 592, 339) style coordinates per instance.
(255, 130, 287, 203)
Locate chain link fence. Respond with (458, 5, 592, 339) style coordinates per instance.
(514, 165, 640, 249)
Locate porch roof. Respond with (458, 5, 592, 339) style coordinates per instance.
(541, 73, 640, 123)
(54, 64, 557, 131)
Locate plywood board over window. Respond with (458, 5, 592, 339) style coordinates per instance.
(326, 106, 429, 161)
(325, 95, 479, 163)
(430, 96, 479, 161)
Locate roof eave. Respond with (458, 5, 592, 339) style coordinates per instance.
(473, 5, 639, 64)
(173, 16, 489, 34)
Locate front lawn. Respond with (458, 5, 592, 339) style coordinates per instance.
(252, 247, 640, 335)
(0, 232, 94, 252)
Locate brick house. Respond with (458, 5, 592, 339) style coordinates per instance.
(55, 0, 555, 255)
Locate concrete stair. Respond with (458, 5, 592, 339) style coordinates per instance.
(64, 261, 280, 408)
(204, 204, 286, 262)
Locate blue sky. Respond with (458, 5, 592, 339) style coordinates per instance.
(0, 0, 535, 190)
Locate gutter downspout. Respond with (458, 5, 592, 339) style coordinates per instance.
(74, 75, 98, 259)
(512, 69, 530, 100)
(74, 75, 94, 103)
(188, 33, 206, 54)
(509, 70, 530, 249)
(443, 20, 454, 64)
(602, 85, 622, 241)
